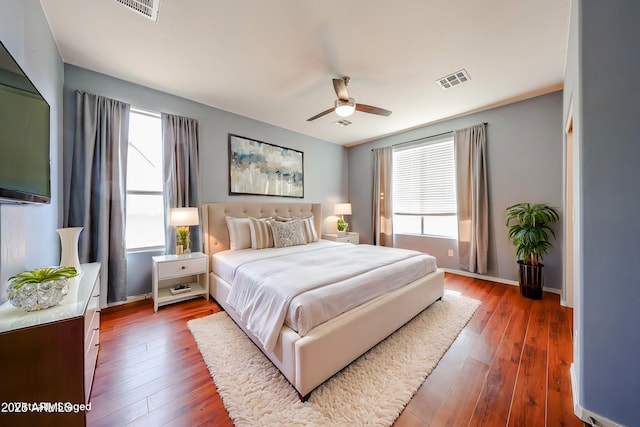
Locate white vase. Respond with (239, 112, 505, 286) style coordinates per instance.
(57, 227, 83, 273)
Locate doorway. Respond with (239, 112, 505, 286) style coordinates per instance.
(564, 112, 574, 308)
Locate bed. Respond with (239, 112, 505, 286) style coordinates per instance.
(202, 201, 445, 399)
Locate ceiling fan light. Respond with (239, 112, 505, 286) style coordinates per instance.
(335, 98, 356, 117)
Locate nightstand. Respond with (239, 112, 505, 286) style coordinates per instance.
(323, 232, 359, 244)
(152, 252, 209, 312)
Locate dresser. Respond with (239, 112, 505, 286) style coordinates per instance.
(0, 263, 101, 427)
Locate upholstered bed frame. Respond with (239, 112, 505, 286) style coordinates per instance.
(202, 201, 445, 398)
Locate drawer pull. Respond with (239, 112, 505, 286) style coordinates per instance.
(93, 294, 99, 298)
(93, 327, 99, 331)
(181, 266, 186, 270)
(95, 343, 100, 347)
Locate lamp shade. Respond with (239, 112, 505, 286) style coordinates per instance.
(169, 207, 200, 227)
(334, 203, 352, 216)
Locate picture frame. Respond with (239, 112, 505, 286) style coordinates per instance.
(228, 134, 304, 198)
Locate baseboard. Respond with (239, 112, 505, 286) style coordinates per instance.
(570, 364, 624, 427)
(441, 268, 562, 295)
(105, 293, 152, 308)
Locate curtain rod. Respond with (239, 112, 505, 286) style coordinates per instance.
(371, 122, 487, 151)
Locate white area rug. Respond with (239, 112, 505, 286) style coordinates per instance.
(188, 292, 480, 427)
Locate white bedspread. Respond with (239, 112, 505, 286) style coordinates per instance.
(220, 241, 437, 352)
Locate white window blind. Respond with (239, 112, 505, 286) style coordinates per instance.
(393, 135, 456, 215)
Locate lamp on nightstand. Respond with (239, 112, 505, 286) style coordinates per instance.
(169, 207, 199, 255)
(334, 203, 352, 235)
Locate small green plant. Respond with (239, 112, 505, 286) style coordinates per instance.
(505, 203, 559, 266)
(176, 226, 190, 248)
(9, 266, 78, 290)
(337, 218, 349, 232)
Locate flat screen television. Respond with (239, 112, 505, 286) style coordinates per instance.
(0, 40, 50, 204)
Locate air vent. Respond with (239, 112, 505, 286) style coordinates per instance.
(436, 69, 471, 90)
(114, 0, 161, 22)
(333, 119, 352, 127)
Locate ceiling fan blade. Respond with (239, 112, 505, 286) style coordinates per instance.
(332, 78, 349, 101)
(307, 107, 335, 122)
(355, 104, 392, 117)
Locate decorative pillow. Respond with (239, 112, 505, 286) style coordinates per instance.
(225, 216, 251, 250)
(248, 217, 274, 249)
(270, 219, 307, 248)
(300, 215, 319, 243)
(276, 215, 318, 243)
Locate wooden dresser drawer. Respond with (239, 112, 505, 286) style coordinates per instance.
(157, 256, 207, 279)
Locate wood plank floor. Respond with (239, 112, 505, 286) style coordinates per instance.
(88, 274, 584, 426)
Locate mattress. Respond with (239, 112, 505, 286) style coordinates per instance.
(212, 240, 438, 352)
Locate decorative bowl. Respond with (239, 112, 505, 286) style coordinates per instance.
(7, 279, 70, 312)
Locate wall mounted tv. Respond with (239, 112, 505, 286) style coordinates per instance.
(0, 40, 51, 204)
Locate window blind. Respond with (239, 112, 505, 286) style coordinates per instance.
(393, 136, 456, 215)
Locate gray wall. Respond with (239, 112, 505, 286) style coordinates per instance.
(565, 1, 640, 424)
(0, 0, 64, 303)
(63, 65, 347, 297)
(348, 91, 564, 289)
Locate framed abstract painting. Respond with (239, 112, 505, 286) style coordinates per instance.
(228, 134, 304, 198)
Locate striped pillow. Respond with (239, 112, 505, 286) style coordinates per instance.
(248, 217, 274, 249)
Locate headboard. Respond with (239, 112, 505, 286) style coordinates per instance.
(201, 202, 323, 262)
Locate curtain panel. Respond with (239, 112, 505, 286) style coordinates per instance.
(162, 113, 202, 254)
(454, 123, 488, 274)
(372, 147, 394, 246)
(68, 91, 130, 304)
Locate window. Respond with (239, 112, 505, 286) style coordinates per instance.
(125, 109, 165, 250)
(392, 135, 458, 238)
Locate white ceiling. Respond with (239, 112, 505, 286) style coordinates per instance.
(39, 0, 571, 146)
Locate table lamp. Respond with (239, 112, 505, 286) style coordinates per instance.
(169, 207, 199, 254)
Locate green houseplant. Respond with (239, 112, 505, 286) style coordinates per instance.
(176, 226, 190, 254)
(505, 203, 559, 299)
(7, 266, 78, 311)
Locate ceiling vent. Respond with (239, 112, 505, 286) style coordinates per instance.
(114, 0, 161, 22)
(333, 119, 352, 127)
(436, 69, 470, 90)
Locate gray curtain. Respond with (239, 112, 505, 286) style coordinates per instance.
(454, 123, 488, 274)
(372, 147, 394, 246)
(68, 91, 130, 304)
(162, 113, 202, 254)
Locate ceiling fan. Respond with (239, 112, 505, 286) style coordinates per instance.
(306, 76, 392, 121)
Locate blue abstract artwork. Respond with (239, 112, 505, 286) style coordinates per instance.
(228, 134, 304, 197)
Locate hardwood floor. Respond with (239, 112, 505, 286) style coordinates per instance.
(88, 274, 584, 426)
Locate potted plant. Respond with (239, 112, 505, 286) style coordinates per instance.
(176, 226, 190, 254)
(337, 218, 349, 235)
(7, 266, 79, 311)
(505, 203, 559, 299)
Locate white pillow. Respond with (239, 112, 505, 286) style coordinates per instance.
(270, 219, 307, 248)
(248, 217, 274, 249)
(225, 216, 251, 250)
